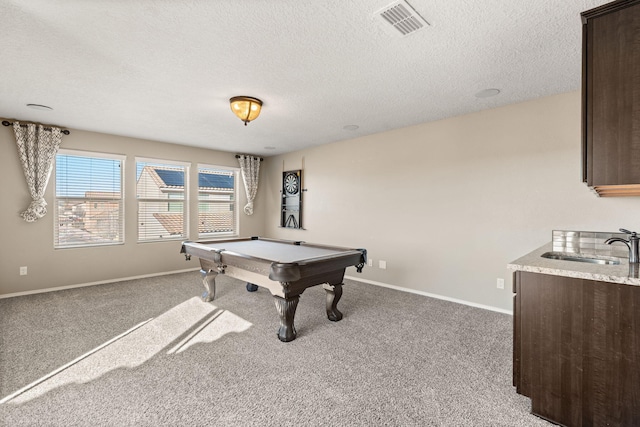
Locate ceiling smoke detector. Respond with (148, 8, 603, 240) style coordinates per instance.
(376, 0, 429, 37)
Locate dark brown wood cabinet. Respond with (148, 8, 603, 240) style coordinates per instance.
(582, 0, 640, 197)
(513, 271, 640, 426)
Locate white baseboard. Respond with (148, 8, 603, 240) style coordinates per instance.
(345, 275, 513, 315)
(2, 270, 512, 316)
(0, 268, 200, 299)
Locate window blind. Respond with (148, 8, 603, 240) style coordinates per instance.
(54, 151, 124, 248)
(198, 165, 238, 237)
(136, 159, 188, 241)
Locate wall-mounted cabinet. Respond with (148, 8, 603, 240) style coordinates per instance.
(280, 170, 303, 229)
(582, 0, 640, 196)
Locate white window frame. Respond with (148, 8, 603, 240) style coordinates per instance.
(54, 149, 126, 249)
(197, 164, 240, 238)
(136, 157, 190, 243)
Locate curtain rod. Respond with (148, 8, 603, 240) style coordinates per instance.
(235, 154, 264, 161)
(2, 120, 71, 135)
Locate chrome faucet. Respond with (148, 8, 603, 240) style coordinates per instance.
(605, 228, 639, 263)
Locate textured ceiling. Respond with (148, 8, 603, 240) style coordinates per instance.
(0, 0, 609, 156)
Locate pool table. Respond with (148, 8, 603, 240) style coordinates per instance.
(180, 237, 367, 342)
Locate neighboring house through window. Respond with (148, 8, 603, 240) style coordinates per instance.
(198, 164, 238, 238)
(54, 156, 237, 247)
(54, 150, 125, 248)
(135, 161, 238, 240)
(136, 159, 189, 241)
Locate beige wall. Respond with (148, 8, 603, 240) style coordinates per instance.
(263, 91, 640, 312)
(4, 91, 640, 310)
(0, 125, 265, 295)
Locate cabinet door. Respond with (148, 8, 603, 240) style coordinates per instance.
(516, 272, 584, 426)
(281, 170, 302, 229)
(582, 279, 640, 426)
(583, 1, 640, 187)
(515, 271, 640, 426)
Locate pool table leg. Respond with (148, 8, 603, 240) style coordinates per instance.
(200, 269, 217, 302)
(273, 295, 299, 342)
(323, 283, 343, 321)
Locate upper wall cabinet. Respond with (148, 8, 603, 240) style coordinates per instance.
(582, 0, 640, 197)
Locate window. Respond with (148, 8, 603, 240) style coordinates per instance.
(198, 165, 238, 237)
(54, 150, 125, 248)
(136, 158, 189, 241)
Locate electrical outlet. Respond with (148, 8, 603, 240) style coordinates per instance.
(497, 278, 505, 289)
(379, 260, 387, 269)
(20, 266, 28, 276)
(367, 258, 373, 267)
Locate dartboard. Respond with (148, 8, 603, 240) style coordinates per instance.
(284, 172, 299, 195)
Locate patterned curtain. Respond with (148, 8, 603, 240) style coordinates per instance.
(237, 155, 261, 215)
(13, 121, 63, 222)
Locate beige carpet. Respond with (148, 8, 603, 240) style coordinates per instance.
(0, 272, 550, 426)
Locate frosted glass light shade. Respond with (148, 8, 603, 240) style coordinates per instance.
(230, 96, 262, 125)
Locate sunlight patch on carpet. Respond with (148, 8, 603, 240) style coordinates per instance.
(1, 297, 252, 404)
(167, 309, 252, 354)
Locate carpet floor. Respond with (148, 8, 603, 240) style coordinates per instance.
(0, 272, 550, 426)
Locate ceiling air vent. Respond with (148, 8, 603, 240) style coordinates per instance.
(376, 0, 429, 37)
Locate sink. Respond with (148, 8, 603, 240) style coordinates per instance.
(541, 252, 620, 265)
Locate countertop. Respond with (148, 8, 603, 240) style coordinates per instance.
(507, 242, 640, 286)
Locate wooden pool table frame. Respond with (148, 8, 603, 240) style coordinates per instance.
(181, 237, 367, 342)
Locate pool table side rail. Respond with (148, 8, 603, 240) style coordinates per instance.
(182, 241, 362, 264)
(180, 239, 366, 278)
(251, 236, 366, 254)
(187, 236, 365, 254)
(181, 238, 366, 264)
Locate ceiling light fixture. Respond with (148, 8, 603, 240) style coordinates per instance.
(230, 96, 263, 126)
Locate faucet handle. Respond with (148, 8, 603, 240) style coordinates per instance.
(620, 228, 638, 237)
